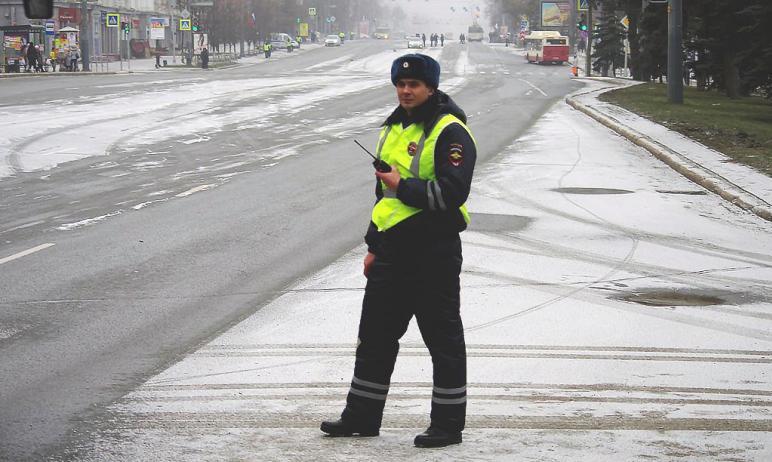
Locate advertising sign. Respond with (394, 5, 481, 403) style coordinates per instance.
(193, 33, 208, 53)
(150, 17, 169, 26)
(541, 2, 570, 28)
(150, 17, 166, 40)
(299, 23, 309, 37)
(4, 36, 24, 52)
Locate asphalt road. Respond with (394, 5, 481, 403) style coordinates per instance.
(0, 40, 580, 459)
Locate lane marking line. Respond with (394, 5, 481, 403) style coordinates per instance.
(176, 184, 215, 198)
(0, 243, 55, 265)
(519, 78, 548, 96)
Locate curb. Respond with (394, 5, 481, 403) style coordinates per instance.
(565, 87, 772, 223)
(0, 71, 117, 79)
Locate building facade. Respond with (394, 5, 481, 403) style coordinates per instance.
(1, 0, 178, 59)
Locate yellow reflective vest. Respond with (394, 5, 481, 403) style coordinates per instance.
(372, 114, 473, 232)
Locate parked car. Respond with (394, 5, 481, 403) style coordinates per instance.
(407, 37, 424, 49)
(325, 35, 341, 47)
(270, 33, 298, 51)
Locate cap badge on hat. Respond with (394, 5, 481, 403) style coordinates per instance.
(403, 62, 409, 68)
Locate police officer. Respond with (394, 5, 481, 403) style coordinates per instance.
(320, 54, 476, 448)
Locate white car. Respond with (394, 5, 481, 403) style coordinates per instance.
(270, 33, 297, 51)
(407, 38, 424, 49)
(325, 35, 341, 47)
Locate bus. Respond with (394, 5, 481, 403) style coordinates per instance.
(467, 24, 484, 42)
(374, 27, 390, 39)
(524, 31, 569, 64)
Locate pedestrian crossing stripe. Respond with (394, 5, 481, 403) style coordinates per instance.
(179, 19, 191, 31)
(106, 13, 119, 27)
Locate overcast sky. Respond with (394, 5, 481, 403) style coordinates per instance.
(386, 0, 490, 34)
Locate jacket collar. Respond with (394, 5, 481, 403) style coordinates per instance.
(383, 90, 467, 135)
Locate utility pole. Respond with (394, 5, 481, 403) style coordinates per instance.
(585, 0, 592, 77)
(171, 11, 176, 64)
(667, 0, 683, 103)
(569, 0, 577, 56)
(79, 0, 90, 71)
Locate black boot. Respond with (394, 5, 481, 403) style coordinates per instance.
(414, 426, 462, 448)
(320, 418, 379, 437)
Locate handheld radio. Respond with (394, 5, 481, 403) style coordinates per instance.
(354, 139, 392, 173)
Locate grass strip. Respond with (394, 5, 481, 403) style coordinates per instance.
(600, 83, 772, 176)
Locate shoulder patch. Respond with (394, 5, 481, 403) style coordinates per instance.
(448, 143, 463, 167)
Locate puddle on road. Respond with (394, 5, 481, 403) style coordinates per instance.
(615, 288, 729, 307)
(469, 213, 533, 233)
(552, 187, 634, 195)
(656, 189, 708, 195)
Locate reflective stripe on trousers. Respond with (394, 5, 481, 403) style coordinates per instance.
(341, 235, 466, 432)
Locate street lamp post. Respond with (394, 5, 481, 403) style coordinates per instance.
(79, 0, 90, 71)
(667, 0, 683, 103)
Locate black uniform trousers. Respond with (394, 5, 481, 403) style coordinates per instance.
(342, 234, 467, 432)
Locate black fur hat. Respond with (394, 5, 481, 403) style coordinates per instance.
(391, 54, 440, 89)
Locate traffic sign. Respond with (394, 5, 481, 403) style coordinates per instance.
(519, 20, 529, 31)
(180, 18, 191, 31)
(308, 7, 316, 16)
(45, 20, 55, 35)
(620, 15, 630, 29)
(578, 0, 589, 11)
(180, 9, 190, 19)
(330, 16, 336, 23)
(106, 13, 119, 27)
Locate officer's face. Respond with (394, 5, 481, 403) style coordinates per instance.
(396, 78, 435, 113)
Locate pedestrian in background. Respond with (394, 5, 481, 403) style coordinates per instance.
(25, 42, 38, 72)
(34, 44, 44, 72)
(49, 48, 57, 72)
(73, 48, 80, 71)
(321, 53, 477, 448)
(200, 47, 209, 69)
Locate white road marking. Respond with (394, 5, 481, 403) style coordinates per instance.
(519, 78, 548, 96)
(56, 211, 123, 231)
(0, 220, 45, 234)
(0, 243, 55, 265)
(175, 184, 216, 197)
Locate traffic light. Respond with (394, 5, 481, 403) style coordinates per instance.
(577, 14, 588, 31)
(192, 17, 199, 32)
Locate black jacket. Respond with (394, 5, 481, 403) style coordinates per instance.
(365, 90, 477, 254)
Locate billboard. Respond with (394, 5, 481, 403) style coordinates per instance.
(150, 17, 166, 40)
(194, 33, 208, 53)
(541, 2, 570, 28)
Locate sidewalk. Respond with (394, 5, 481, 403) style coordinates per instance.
(63, 82, 772, 461)
(567, 79, 772, 222)
(0, 44, 324, 78)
